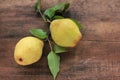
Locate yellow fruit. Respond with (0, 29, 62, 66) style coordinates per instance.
(14, 36, 44, 66)
(50, 19, 82, 47)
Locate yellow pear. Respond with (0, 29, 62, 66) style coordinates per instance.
(50, 19, 82, 47)
(14, 36, 44, 66)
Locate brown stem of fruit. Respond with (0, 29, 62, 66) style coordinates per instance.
(47, 37, 53, 51)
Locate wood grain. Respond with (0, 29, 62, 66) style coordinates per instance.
(0, 0, 120, 80)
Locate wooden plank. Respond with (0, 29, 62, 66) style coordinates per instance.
(1, 19, 120, 42)
(0, 39, 120, 80)
(81, 21, 120, 42)
(0, 0, 120, 80)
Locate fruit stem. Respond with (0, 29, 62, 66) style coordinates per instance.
(37, 0, 50, 23)
(39, 10, 46, 22)
(39, 10, 51, 23)
(47, 37, 53, 51)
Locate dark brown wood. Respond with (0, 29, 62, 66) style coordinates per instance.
(0, 0, 120, 80)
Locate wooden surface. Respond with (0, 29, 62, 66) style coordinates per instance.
(0, 0, 120, 80)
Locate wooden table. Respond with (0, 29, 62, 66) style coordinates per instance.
(0, 0, 120, 80)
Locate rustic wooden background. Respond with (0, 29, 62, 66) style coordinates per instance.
(0, 0, 120, 80)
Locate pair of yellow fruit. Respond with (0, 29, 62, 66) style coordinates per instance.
(14, 19, 82, 66)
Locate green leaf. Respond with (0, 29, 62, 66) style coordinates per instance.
(30, 29, 47, 39)
(47, 51, 60, 80)
(53, 16, 64, 20)
(44, 8, 55, 19)
(54, 45, 67, 53)
(70, 18, 83, 30)
(35, 0, 41, 12)
(62, 3, 70, 13)
(43, 3, 70, 20)
(53, 3, 67, 11)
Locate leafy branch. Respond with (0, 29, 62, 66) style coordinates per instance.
(30, 0, 82, 80)
(30, 28, 66, 80)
